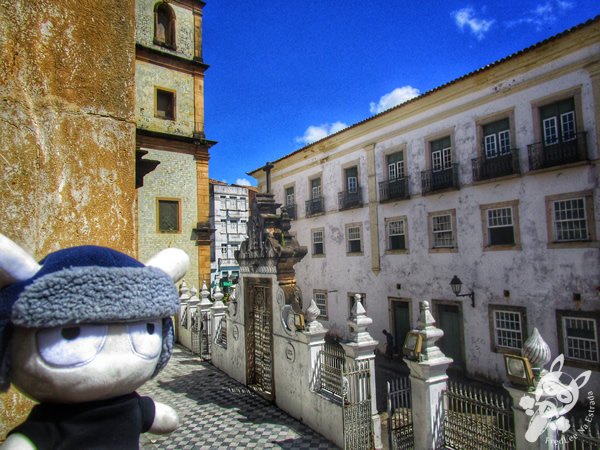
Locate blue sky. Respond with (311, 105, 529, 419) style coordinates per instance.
(202, 1, 600, 186)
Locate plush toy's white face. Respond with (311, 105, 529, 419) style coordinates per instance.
(11, 321, 163, 403)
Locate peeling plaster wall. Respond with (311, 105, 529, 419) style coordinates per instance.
(135, 0, 195, 61)
(266, 45, 600, 392)
(135, 61, 195, 136)
(0, 0, 136, 439)
(137, 148, 199, 287)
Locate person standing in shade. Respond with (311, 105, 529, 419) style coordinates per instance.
(382, 329, 394, 360)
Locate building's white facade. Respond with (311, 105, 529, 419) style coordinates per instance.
(209, 181, 253, 288)
(250, 19, 600, 390)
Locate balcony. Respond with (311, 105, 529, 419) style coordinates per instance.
(305, 196, 325, 217)
(421, 164, 459, 194)
(472, 149, 520, 182)
(528, 132, 587, 171)
(379, 177, 409, 202)
(283, 203, 297, 220)
(338, 187, 363, 210)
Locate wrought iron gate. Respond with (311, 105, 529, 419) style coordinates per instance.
(190, 309, 211, 359)
(443, 380, 515, 449)
(245, 278, 273, 400)
(387, 377, 414, 449)
(343, 360, 373, 450)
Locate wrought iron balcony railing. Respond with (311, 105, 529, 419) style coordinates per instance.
(283, 203, 297, 220)
(379, 177, 409, 202)
(421, 164, 459, 194)
(338, 187, 363, 210)
(305, 196, 325, 217)
(472, 149, 520, 181)
(528, 131, 587, 171)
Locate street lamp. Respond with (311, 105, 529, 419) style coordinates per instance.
(449, 275, 475, 307)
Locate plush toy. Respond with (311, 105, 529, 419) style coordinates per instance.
(0, 234, 189, 449)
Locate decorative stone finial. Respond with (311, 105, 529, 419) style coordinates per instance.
(414, 300, 446, 362)
(304, 299, 323, 333)
(179, 280, 190, 300)
(213, 284, 225, 308)
(190, 285, 198, 300)
(347, 294, 374, 343)
(305, 299, 320, 323)
(522, 327, 551, 378)
(200, 280, 212, 307)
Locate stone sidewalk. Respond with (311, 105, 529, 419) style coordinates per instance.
(138, 346, 338, 449)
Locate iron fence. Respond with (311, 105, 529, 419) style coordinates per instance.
(471, 149, 520, 181)
(379, 177, 410, 202)
(527, 131, 587, 171)
(343, 360, 373, 450)
(443, 380, 515, 450)
(215, 318, 227, 349)
(558, 416, 600, 449)
(200, 311, 211, 360)
(338, 187, 363, 210)
(421, 164, 459, 194)
(387, 377, 414, 450)
(305, 196, 325, 217)
(318, 341, 345, 402)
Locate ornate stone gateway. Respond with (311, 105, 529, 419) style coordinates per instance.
(245, 277, 273, 400)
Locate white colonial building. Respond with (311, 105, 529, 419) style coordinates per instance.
(249, 18, 600, 389)
(209, 180, 255, 289)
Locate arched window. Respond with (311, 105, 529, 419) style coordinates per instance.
(154, 2, 176, 49)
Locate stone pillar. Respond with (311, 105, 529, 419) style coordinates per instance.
(340, 294, 382, 450)
(211, 284, 228, 344)
(304, 299, 328, 390)
(404, 301, 453, 450)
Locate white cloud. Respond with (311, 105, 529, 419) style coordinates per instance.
(369, 86, 420, 115)
(235, 178, 252, 186)
(505, 0, 574, 30)
(295, 121, 348, 145)
(453, 7, 495, 40)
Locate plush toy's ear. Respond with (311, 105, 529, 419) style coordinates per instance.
(0, 234, 41, 289)
(145, 248, 189, 283)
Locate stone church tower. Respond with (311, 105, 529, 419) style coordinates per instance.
(135, 0, 215, 288)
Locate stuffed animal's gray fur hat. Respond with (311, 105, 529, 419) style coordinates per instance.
(0, 235, 189, 391)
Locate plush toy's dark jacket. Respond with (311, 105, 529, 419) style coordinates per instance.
(10, 392, 155, 450)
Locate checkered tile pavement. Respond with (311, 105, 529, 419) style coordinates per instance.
(138, 346, 338, 449)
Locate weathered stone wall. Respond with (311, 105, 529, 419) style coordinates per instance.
(136, 0, 196, 61)
(0, 0, 136, 438)
(137, 148, 200, 286)
(136, 60, 195, 136)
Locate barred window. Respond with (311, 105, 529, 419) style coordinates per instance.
(494, 310, 523, 350)
(314, 290, 328, 318)
(553, 198, 588, 242)
(487, 207, 515, 246)
(562, 317, 598, 363)
(431, 214, 454, 248)
(387, 219, 406, 250)
(157, 199, 180, 233)
(347, 225, 362, 253)
(312, 229, 324, 255)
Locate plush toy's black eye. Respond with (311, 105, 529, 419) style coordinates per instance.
(146, 323, 155, 335)
(61, 327, 80, 340)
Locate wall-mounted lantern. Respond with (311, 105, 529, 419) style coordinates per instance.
(449, 275, 475, 307)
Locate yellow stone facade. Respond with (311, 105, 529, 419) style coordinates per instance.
(0, 0, 137, 439)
